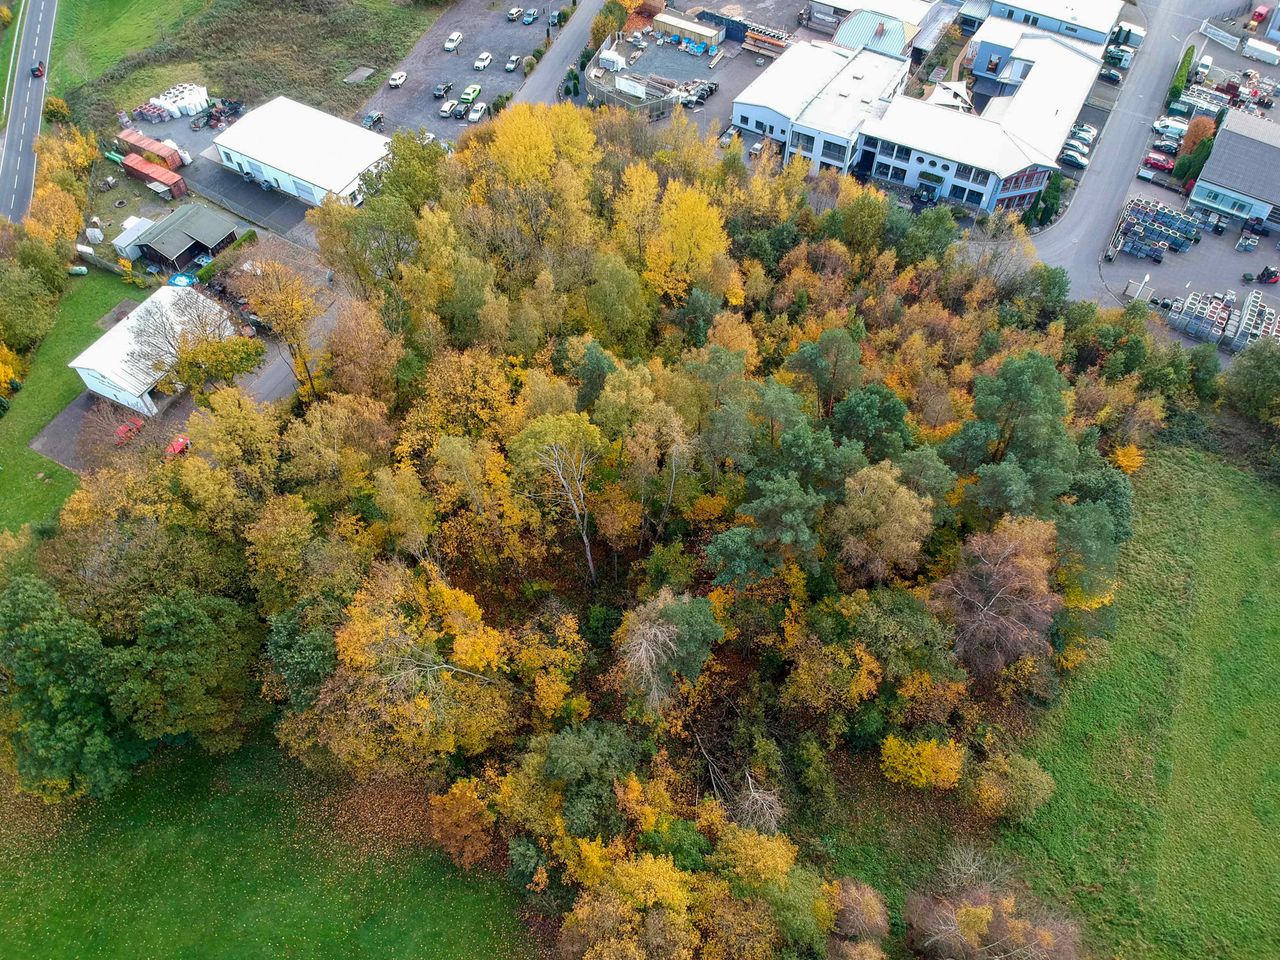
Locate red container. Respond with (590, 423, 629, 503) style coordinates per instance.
(117, 128, 183, 170)
(121, 153, 188, 197)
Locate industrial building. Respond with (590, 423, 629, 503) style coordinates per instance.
(131, 204, 239, 272)
(831, 0, 965, 65)
(968, 0, 1122, 44)
(1188, 111, 1280, 225)
(68, 286, 234, 416)
(732, 22, 1102, 211)
(733, 42, 909, 175)
(211, 96, 390, 206)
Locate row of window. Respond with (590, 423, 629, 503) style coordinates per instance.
(949, 184, 988, 206)
(1000, 169, 1046, 192)
(1198, 187, 1252, 215)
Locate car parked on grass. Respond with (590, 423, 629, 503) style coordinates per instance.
(1098, 67, 1123, 85)
(508, 6, 523, 19)
(506, 54, 521, 72)
(1150, 138, 1180, 155)
(460, 83, 481, 103)
(1144, 152, 1175, 172)
(469, 102, 489, 122)
(1059, 150, 1089, 170)
(444, 31, 464, 51)
(433, 81, 453, 98)
(388, 71, 407, 88)
(439, 98, 459, 117)
(522, 7, 539, 23)
(474, 52, 493, 70)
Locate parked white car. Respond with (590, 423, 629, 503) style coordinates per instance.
(388, 71, 407, 88)
(468, 102, 489, 122)
(474, 51, 493, 70)
(1059, 150, 1090, 170)
(444, 31, 463, 51)
(439, 98, 459, 117)
(507, 6, 523, 20)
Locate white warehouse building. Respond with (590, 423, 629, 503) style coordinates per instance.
(732, 42, 910, 176)
(68, 286, 234, 416)
(211, 96, 390, 206)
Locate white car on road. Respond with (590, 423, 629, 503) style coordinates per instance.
(444, 31, 463, 51)
(388, 71, 407, 88)
(474, 51, 493, 70)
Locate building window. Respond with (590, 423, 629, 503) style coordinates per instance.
(874, 161, 892, 178)
(890, 166, 907, 183)
(755, 120, 765, 132)
(928, 160, 938, 167)
(821, 140, 847, 163)
(791, 131, 816, 153)
(739, 114, 748, 125)
(949, 184, 968, 201)
(1065, 25, 1078, 33)
(966, 188, 984, 205)
(941, 164, 950, 171)
(916, 156, 924, 163)
(986, 56, 1001, 72)
(955, 163, 974, 182)
(219, 148, 232, 164)
(894, 144, 911, 161)
(862, 136, 879, 150)
(970, 170, 990, 186)
(768, 125, 775, 135)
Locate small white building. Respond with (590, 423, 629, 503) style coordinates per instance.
(212, 96, 390, 206)
(68, 286, 234, 416)
(112, 216, 155, 261)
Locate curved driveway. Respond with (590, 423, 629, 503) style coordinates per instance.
(0, 0, 59, 222)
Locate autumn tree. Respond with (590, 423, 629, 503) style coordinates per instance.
(511, 412, 604, 584)
(644, 181, 730, 303)
(827, 462, 932, 586)
(239, 260, 323, 398)
(325, 298, 405, 402)
(614, 587, 723, 712)
(428, 778, 496, 868)
(933, 517, 1063, 682)
(1222, 337, 1280, 425)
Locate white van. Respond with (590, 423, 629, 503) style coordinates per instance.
(1152, 116, 1189, 139)
(1196, 54, 1213, 82)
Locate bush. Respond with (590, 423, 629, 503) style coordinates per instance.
(491, 92, 513, 116)
(43, 97, 72, 124)
(880, 735, 965, 790)
(522, 55, 537, 76)
(0, 6, 12, 28)
(1222, 337, 1280, 424)
(1167, 45, 1195, 106)
(196, 229, 257, 284)
(967, 751, 1055, 823)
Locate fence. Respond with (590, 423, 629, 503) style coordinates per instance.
(1201, 19, 1243, 51)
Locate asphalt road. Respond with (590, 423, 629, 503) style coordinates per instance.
(513, 0, 605, 106)
(0, 0, 58, 222)
(1032, 0, 1216, 302)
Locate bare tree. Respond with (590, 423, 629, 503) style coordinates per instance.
(735, 769, 785, 834)
(126, 288, 232, 391)
(615, 587, 680, 712)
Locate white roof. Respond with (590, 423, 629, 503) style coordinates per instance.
(857, 0, 934, 27)
(864, 31, 1099, 176)
(735, 41, 908, 141)
(1006, 0, 1122, 35)
(68, 286, 232, 398)
(112, 216, 155, 249)
(969, 14, 1103, 57)
(213, 96, 390, 196)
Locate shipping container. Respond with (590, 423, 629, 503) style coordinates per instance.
(1244, 37, 1280, 64)
(121, 153, 188, 198)
(116, 128, 184, 170)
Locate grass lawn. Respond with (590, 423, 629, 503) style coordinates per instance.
(0, 270, 131, 532)
(1002, 444, 1280, 959)
(59, 0, 440, 129)
(49, 0, 213, 96)
(0, 741, 532, 959)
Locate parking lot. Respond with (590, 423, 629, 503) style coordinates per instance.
(362, 0, 566, 144)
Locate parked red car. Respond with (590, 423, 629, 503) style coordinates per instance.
(164, 434, 192, 459)
(1143, 152, 1175, 172)
(114, 416, 145, 445)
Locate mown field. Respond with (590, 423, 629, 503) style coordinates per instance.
(54, 0, 439, 129)
(0, 741, 532, 960)
(1003, 444, 1280, 958)
(0, 270, 130, 533)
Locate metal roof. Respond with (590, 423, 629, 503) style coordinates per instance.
(135, 204, 237, 262)
(833, 11, 915, 56)
(1199, 112, 1280, 204)
(68, 287, 233, 399)
(214, 96, 390, 196)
